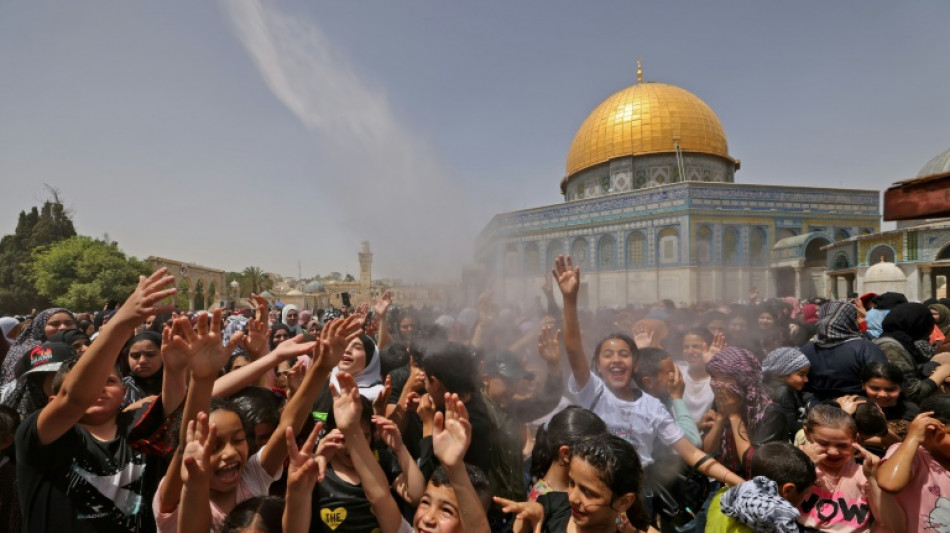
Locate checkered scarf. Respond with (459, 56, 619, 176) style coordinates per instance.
(814, 301, 862, 348)
(720, 476, 802, 533)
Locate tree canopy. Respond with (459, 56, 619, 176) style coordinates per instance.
(0, 196, 77, 313)
(32, 236, 149, 311)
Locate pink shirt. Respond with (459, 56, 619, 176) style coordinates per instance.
(798, 461, 872, 532)
(153, 448, 280, 533)
(882, 443, 950, 533)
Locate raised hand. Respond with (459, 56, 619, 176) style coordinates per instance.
(248, 293, 269, 322)
(706, 331, 726, 362)
(285, 360, 307, 398)
(551, 255, 580, 300)
(171, 310, 243, 381)
(111, 268, 177, 329)
(161, 319, 189, 375)
(315, 428, 344, 465)
(271, 334, 316, 363)
(800, 440, 828, 464)
(417, 393, 436, 427)
(373, 415, 403, 453)
(669, 362, 686, 400)
(633, 328, 655, 350)
(373, 291, 393, 318)
(181, 412, 217, 483)
(432, 393, 471, 468)
(836, 395, 866, 415)
(285, 423, 325, 488)
(330, 371, 362, 432)
(492, 497, 544, 533)
(373, 375, 392, 417)
(537, 325, 562, 365)
(312, 315, 359, 372)
(475, 289, 497, 324)
(242, 317, 270, 359)
(906, 411, 944, 444)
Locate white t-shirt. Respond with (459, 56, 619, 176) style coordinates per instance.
(568, 372, 684, 467)
(677, 361, 715, 423)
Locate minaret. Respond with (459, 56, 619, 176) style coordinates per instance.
(358, 241, 372, 301)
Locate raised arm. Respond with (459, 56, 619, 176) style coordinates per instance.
(282, 423, 324, 533)
(177, 413, 215, 533)
(553, 255, 590, 388)
(159, 311, 244, 514)
(375, 415, 426, 505)
(876, 411, 941, 493)
(374, 291, 393, 350)
(258, 313, 361, 476)
(433, 393, 491, 533)
(211, 329, 312, 398)
(332, 372, 405, 533)
(36, 269, 175, 445)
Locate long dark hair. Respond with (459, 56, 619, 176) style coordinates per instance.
(530, 406, 607, 480)
(220, 496, 284, 533)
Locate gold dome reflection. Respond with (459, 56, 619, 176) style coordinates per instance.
(565, 82, 736, 178)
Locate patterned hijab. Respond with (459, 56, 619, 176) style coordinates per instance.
(0, 307, 74, 385)
(814, 301, 862, 349)
(707, 347, 774, 473)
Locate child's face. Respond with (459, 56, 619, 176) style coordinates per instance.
(648, 358, 676, 398)
(567, 457, 625, 530)
(681, 335, 708, 368)
(596, 338, 636, 392)
(80, 370, 126, 425)
(783, 367, 809, 392)
(807, 425, 854, 471)
(864, 378, 900, 408)
(128, 339, 162, 379)
(413, 481, 463, 533)
(208, 410, 249, 494)
(339, 338, 368, 375)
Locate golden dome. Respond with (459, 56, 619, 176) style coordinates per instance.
(565, 81, 736, 178)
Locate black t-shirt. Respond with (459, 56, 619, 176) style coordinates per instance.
(535, 492, 623, 533)
(310, 450, 402, 533)
(16, 402, 170, 533)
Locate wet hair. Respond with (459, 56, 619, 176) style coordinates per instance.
(853, 403, 888, 437)
(429, 464, 492, 512)
(229, 387, 282, 453)
(633, 347, 672, 383)
(572, 435, 649, 530)
(52, 356, 123, 396)
(591, 333, 638, 375)
(860, 361, 903, 386)
(220, 495, 284, 533)
(530, 407, 607, 481)
(682, 327, 712, 345)
(920, 394, 950, 424)
(208, 397, 248, 430)
(750, 442, 816, 492)
(225, 352, 251, 373)
(419, 342, 477, 394)
(380, 342, 423, 378)
(804, 403, 856, 437)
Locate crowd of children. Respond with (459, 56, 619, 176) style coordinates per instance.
(1, 256, 950, 532)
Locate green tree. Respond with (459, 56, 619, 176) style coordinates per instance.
(0, 193, 77, 313)
(31, 236, 149, 311)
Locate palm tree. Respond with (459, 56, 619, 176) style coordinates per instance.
(240, 266, 273, 296)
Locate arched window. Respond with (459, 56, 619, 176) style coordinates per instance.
(695, 225, 712, 265)
(626, 232, 646, 267)
(598, 235, 617, 270)
(658, 227, 680, 265)
(835, 229, 851, 241)
(571, 238, 589, 267)
(832, 253, 850, 270)
(524, 242, 540, 274)
(749, 227, 768, 266)
(868, 245, 896, 264)
(776, 228, 797, 241)
(546, 240, 564, 267)
(722, 226, 740, 266)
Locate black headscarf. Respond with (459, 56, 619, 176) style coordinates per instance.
(881, 303, 935, 363)
(873, 292, 908, 311)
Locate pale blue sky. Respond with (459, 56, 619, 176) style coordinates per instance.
(1, 1, 948, 280)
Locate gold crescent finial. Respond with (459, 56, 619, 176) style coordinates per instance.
(637, 57, 643, 84)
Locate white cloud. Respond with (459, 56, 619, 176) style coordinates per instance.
(223, 0, 475, 280)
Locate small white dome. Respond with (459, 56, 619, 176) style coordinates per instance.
(864, 261, 905, 283)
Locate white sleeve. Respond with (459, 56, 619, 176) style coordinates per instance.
(568, 372, 606, 411)
(242, 448, 281, 496)
(655, 402, 685, 446)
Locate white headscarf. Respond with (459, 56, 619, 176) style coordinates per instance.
(329, 335, 383, 401)
(0, 317, 19, 344)
(281, 305, 302, 335)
